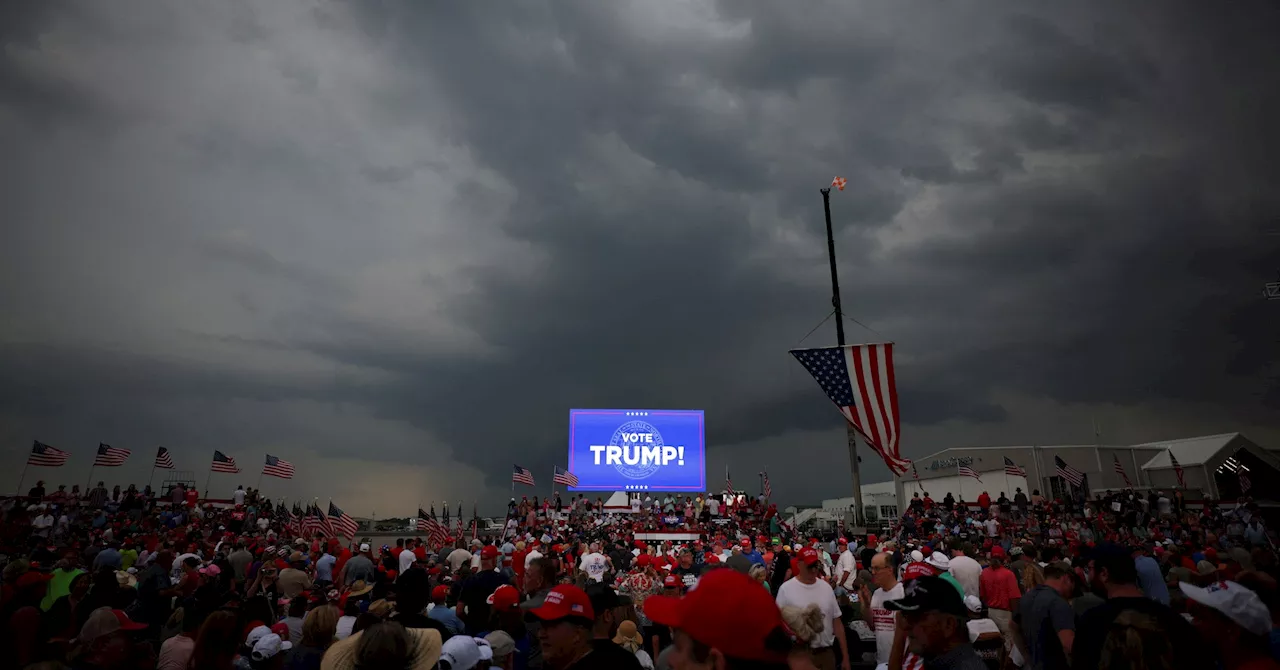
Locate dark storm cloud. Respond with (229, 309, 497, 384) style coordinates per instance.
(1, 0, 1277, 508)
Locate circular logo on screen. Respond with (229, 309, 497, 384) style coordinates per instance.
(611, 420, 665, 480)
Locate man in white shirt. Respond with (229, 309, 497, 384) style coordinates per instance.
(578, 542, 610, 582)
(948, 544, 982, 600)
(859, 551, 903, 667)
(835, 538, 859, 594)
(399, 539, 418, 573)
(708, 496, 720, 517)
(524, 542, 543, 569)
(777, 547, 849, 670)
(32, 507, 55, 538)
(233, 486, 246, 506)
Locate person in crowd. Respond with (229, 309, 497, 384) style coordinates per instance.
(978, 546, 1020, 650)
(1016, 563, 1075, 670)
(387, 566, 453, 641)
(486, 630, 518, 670)
(1073, 543, 1211, 669)
(524, 584, 610, 670)
(859, 551, 903, 667)
(458, 545, 508, 633)
(158, 604, 205, 670)
(644, 568, 795, 670)
(776, 547, 848, 670)
(430, 584, 467, 634)
(1179, 580, 1280, 670)
(287, 603, 338, 670)
(583, 582, 642, 670)
(885, 575, 987, 669)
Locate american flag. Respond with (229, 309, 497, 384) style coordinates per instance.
(262, 454, 295, 479)
(455, 501, 464, 536)
(1240, 470, 1253, 494)
(1170, 451, 1186, 488)
(277, 501, 296, 535)
(316, 502, 336, 537)
(724, 465, 734, 499)
(760, 470, 772, 499)
(911, 462, 920, 480)
(94, 443, 131, 467)
(958, 464, 982, 481)
(789, 344, 909, 475)
(553, 466, 579, 487)
(28, 441, 69, 467)
(1003, 457, 1026, 477)
(417, 508, 449, 547)
(211, 450, 240, 473)
(831, 176, 847, 191)
(155, 447, 175, 469)
(512, 465, 535, 486)
(1113, 454, 1132, 487)
(329, 501, 358, 539)
(292, 501, 305, 534)
(1055, 456, 1085, 488)
(442, 502, 450, 524)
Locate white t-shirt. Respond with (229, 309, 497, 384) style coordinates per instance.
(708, 499, 720, 515)
(257, 517, 269, 531)
(525, 549, 543, 569)
(870, 582, 905, 664)
(967, 618, 1000, 642)
(446, 549, 472, 572)
(775, 578, 841, 649)
(399, 548, 417, 573)
(836, 550, 859, 590)
(984, 518, 999, 537)
(233, 488, 246, 505)
(580, 552, 608, 582)
(948, 555, 982, 599)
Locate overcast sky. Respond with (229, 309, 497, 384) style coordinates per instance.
(2, 1, 1277, 516)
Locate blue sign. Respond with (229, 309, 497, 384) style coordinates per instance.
(567, 409, 706, 492)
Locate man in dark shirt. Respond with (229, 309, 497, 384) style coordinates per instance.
(457, 545, 508, 633)
(669, 548, 702, 591)
(526, 584, 619, 670)
(388, 567, 452, 641)
(1073, 543, 1210, 669)
(1018, 564, 1075, 670)
(584, 583, 643, 670)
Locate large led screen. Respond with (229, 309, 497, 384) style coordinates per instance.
(567, 409, 706, 492)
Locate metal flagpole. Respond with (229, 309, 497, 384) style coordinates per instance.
(15, 458, 31, 496)
(148, 464, 157, 493)
(956, 464, 964, 504)
(85, 463, 97, 495)
(204, 466, 214, 499)
(821, 187, 864, 527)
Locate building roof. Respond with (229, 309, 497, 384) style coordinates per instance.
(1138, 433, 1241, 469)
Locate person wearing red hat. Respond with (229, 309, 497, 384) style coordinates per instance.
(776, 547, 849, 670)
(978, 546, 1019, 651)
(458, 545, 509, 634)
(526, 584, 607, 669)
(645, 568, 793, 669)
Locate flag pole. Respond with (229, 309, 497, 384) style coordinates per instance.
(15, 457, 31, 496)
(148, 464, 157, 493)
(822, 187, 864, 527)
(204, 464, 213, 500)
(85, 462, 97, 495)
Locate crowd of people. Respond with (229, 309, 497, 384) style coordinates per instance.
(2, 478, 1280, 670)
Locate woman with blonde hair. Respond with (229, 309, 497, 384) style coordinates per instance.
(288, 605, 339, 670)
(779, 604, 826, 647)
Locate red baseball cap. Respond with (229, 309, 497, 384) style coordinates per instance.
(431, 585, 450, 601)
(663, 574, 680, 589)
(635, 554, 652, 567)
(797, 547, 821, 566)
(487, 584, 521, 611)
(481, 545, 500, 560)
(902, 562, 934, 581)
(991, 546, 1007, 558)
(838, 538, 849, 545)
(739, 538, 751, 547)
(645, 569, 786, 663)
(527, 584, 594, 621)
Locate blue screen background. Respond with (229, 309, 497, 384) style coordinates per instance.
(567, 409, 706, 492)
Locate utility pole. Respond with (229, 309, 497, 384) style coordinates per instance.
(821, 187, 865, 527)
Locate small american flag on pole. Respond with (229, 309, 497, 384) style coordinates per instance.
(210, 451, 240, 473)
(512, 465, 535, 486)
(329, 501, 358, 539)
(28, 441, 69, 467)
(262, 455, 295, 479)
(760, 471, 772, 499)
(1003, 457, 1026, 477)
(1170, 451, 1186, 488)
(790, 344, 909, 475)
(94, 443, 131, 467)
(958, 464, 982, 481)
(1113, 454, 1132, 487)
(417, 508, 449, 547)
(1240, 470, 1252, 494)
(725, 465, 734, 498)
(552, 466, 579, 487)
(1055, 456, 1085, 488)
(155, 447, 175, 469)
(831, 176, 847, 191)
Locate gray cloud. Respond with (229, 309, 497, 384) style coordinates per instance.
(1, 0, 1276, 513)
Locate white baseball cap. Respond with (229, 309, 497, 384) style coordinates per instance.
(964, 595, 983, 613)
(910, 550, 924, 563)
(245, 625, 272, 648)
(359, 543, 371, 552)
(251, 633, 292, 661)
(440, 636, 483, 670)
(1179, 581, 1271, 636)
